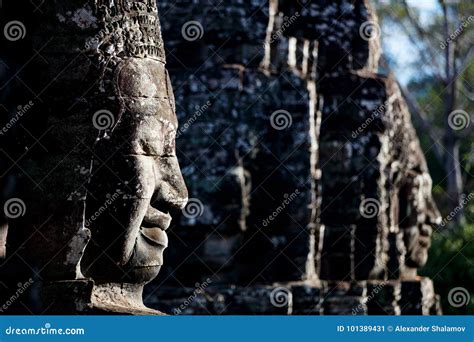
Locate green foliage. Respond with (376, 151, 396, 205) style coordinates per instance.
(421, 218, 474, 314)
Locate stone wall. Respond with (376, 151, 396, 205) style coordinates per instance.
(144, 0, 441, 315)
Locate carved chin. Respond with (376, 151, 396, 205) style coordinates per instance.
(404, 226, 431, 269)
(125, 265, 162, 285)
(406, 242, 429, 268)
(408, 248, 428, 268)
(121, 229, 168, 283)
(128, 228, 168, 267)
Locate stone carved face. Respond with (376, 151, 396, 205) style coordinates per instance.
(81, 57, 188, 284)
(399, 172, 439, 269)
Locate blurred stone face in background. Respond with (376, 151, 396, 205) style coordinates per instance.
(400, 172, 439, 270)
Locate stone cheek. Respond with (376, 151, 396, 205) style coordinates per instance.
(117, 58, 171, 99)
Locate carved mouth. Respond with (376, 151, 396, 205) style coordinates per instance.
(142, 206, 172, 231)
(140, 206, 171, 248)
(140, 227, 168, 247)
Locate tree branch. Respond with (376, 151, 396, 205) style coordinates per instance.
(401, 0, 445, 76)
(459, 45, 474, 74)
(400, 84, 445, 165)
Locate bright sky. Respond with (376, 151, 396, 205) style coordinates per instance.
(382, 0, 440, 84)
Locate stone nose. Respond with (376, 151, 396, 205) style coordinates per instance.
(152, 156, 189, 213)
